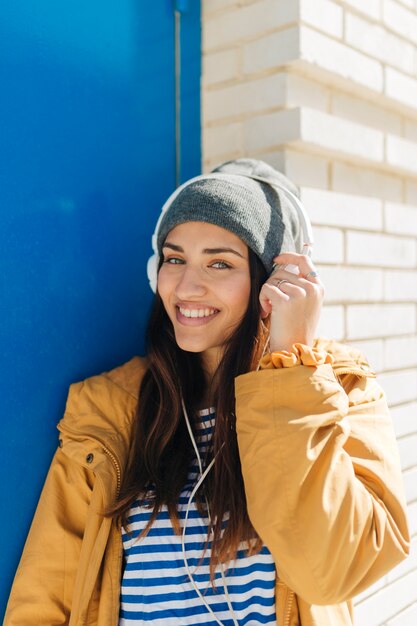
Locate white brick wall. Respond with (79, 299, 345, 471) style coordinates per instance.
(202, 1, 417, 624)
(343, 0, 381, 20)
(345, 11, 415, 74)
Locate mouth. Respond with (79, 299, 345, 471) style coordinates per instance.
(175, 305, 220, 326)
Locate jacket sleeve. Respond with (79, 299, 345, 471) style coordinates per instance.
(235, 352, 410, 605)
(3, 446, 94, 626)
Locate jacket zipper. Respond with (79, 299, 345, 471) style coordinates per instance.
(102, 445, 122, 498)
(284, 588, 294, 626)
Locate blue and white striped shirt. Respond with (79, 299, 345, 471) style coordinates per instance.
(119, 408, 277, 626)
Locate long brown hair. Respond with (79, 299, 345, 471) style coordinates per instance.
(111, 248, 269, 583)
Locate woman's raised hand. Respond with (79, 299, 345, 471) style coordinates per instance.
(259, 252, 325, 353)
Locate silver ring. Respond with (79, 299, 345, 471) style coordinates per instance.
(305, 271, 319, 279)
(276, 279, 289, 287)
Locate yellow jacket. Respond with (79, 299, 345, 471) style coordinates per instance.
(3, 338, 410, 626)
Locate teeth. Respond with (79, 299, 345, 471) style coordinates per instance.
(178, 307, 217, 318)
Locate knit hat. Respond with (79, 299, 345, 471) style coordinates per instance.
(156, 158, 303, 274)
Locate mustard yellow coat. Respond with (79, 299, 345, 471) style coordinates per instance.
(3, 338, 410, 626)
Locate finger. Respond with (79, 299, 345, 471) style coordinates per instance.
(269, 268, 319, 288)
(273, 253, 321, 284)
(259, 284, 289, 313)
(270, 263, 286, 278)
(262, 281, 304, 298)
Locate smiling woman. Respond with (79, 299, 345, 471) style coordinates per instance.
(3, 158, 410, 626)
(158, 222, 251, 378)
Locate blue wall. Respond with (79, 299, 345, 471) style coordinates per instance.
(0, 0, 200, 616)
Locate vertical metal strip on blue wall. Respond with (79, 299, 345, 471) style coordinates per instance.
(0, 0, 200, 617)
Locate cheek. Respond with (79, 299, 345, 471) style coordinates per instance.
(156, 268, 171, 304)
(227, 277, 251, 316)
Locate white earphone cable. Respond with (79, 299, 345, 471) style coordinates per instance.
(181, 398, 239, 626)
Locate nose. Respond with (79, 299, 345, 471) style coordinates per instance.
(174, 265, 207, 299)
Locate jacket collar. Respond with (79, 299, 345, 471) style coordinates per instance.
(57, 356, 147, 470)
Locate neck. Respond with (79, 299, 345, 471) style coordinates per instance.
(201, 347, 222, 384)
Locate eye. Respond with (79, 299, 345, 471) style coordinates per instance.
(211, 260, 232, 269)
(163, 257, 184, 265)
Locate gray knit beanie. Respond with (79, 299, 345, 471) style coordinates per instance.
(156, 158, 303, 274)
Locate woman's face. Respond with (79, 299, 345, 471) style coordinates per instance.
(157, 221, 251, 376)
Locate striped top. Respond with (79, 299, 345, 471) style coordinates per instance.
(119, 408, 277, 626)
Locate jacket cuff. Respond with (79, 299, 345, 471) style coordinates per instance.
(259, 343, 335, 369)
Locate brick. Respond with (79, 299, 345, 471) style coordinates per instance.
(300, 0, 343, 38)
(385, 202, 417, 236)
(404, 119, 417, 142)
(347, 303, 415, 339)
(331, 92, 402, 135)
(354, 566, 417, 626)
(385, 67, 417, 111)
(345, 12, 414, 75)
(286, 73, 330, 111)
(243, 27, 299, 75)
(202, 0, 238, 17)
(257, 149, 329, 188)
(318, 266, 383, 302)
(387, 603, 417, 626)
(384, 270, 417, 301)
(403, 465, 417, 502)
(245, 107, 385, 162)
(316, 305, 344, 340)
(203, 73, 287, 122)
(300, 188, 383, 230)
(206, 72, 330, 124)
(333, 162, 403, 202)
(385, 336, 417, 369)
(407, 500, 417, 535)
(395, 0, 415, 9)
(374, 369, 417, 404)
(310, 226, 344, 263)
(398, 434, 417, 470)
(406, 181, 417, 204)
(202, 49, 240, 86)
(301, 188, 382, 230)
(391, 402, 417, 437)
(203, 122, 242, 160)
(244, 108, 299, 152)
(343, 0, 381, 20)
(347, 232, 416, 268)
(300, 26, 383, 93)
(204, 0, 298, 51)
(386, 134, 417, 175)
(348, 339, 384, 372)
(300, 109, 384, 162)
(382, 0, 417, 43)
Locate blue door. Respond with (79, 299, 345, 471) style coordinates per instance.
(0, 0, 200, 616)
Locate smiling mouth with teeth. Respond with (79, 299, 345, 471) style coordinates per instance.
(177, 306, 219, 318)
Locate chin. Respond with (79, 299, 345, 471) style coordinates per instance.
(175, 339, 209, 353)
(172, 332, 212, 354)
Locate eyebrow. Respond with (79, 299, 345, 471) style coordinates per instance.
(162, 242, 245, 259)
